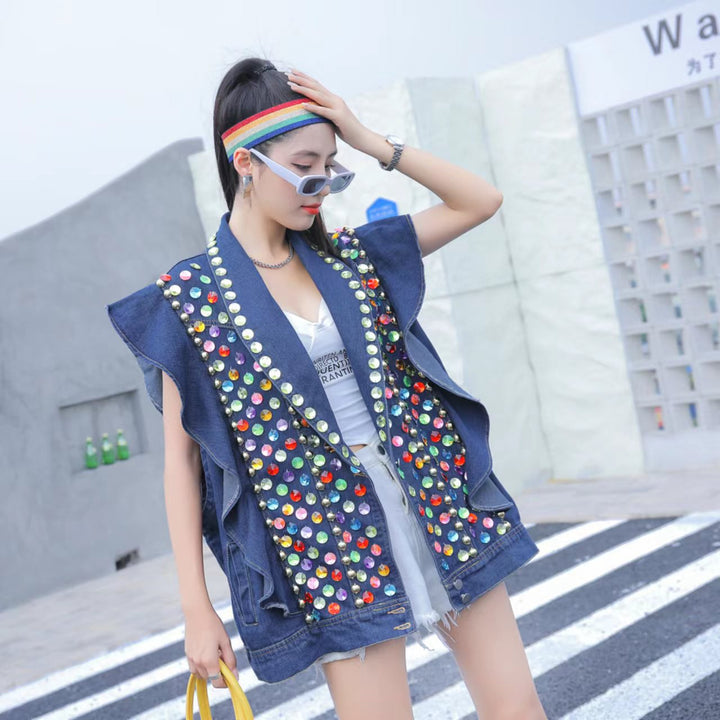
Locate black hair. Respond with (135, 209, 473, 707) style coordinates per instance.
(213, 57, 340, 257)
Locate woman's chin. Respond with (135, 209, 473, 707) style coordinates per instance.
(288, 212, 319, 231)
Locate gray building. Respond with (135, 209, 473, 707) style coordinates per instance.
(0, 139, 207, 610)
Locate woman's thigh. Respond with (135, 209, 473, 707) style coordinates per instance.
(437, 582, 547, 719)
(320, 636, 413, 720)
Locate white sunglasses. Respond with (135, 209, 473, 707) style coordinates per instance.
(248, 148, 355, 197)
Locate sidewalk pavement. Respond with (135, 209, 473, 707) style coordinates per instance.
(1, 466, 719, 694)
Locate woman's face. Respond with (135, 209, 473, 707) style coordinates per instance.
(248, 122, 338, 231)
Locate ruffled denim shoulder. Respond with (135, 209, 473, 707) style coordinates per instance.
(105, 255, 241, 486)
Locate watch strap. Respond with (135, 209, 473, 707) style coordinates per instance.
(379, 136, 404, 171)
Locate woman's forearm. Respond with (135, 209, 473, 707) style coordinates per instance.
(354, 128, 503, 220)
(164, 453, 212, 616)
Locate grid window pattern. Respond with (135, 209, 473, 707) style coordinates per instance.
(579, 77, 720, 435)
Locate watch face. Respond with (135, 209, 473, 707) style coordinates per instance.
(386, 134, 404, 146)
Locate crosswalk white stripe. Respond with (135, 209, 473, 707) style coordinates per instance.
(0, 604, 236, 713)
(525, 519, 625, 562)
(419, 512, 720, 718)
(128, 650, 262, 720)
(30, 635, 248, 720)
(411, 547, 720, 719)
(559, 622, 720, 720)
(528, 547, 720, 676)
(512, 511, 720, 617)
(410, 682, 471, 720)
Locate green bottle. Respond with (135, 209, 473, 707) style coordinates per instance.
(101, 432, 116, 464)
(116, 428, 130, 460)
(85, 436, 99, 469)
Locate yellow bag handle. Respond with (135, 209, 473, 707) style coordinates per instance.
(185, 658, 254, 720)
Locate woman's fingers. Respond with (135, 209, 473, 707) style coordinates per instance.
(219, 636, 238, 680)
(287, 74, 325, 95)
(285, 69, 349, 130)
(288, 79, 321, 97)
(206, 660, 227, 688)
(187, 655, 225, 688)
(287, 71, 328, 94)
(198, 654, 227, 688)
(192, 643, 237, 690)
(285, 70, 311, 83)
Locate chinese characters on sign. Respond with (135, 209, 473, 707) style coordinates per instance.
(687, 50, 717, 74)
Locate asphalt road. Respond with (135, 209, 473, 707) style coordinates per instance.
(1, 512, 718, 719)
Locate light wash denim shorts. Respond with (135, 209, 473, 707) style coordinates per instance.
(313, 431, 464, 678)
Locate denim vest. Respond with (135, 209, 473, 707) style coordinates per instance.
(106, 211, 538, 682)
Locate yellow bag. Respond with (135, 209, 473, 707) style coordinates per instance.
(185, 658, 254, 720)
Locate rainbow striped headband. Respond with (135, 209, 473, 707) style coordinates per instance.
(221, 98, 332, 163)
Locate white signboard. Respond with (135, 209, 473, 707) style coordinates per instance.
(567, 0, 720, 115)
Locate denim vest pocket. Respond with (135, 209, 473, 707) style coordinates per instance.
(225, 502, 306, 621)
(254, 539, 306, 619)
(225, 541, 259, 626)
(466, 470, 515, 512)
(199, 453, 210, 512)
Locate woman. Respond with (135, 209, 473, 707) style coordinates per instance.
(107, 57, 546, 719)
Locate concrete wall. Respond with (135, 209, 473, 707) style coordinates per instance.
(406, 76, 555, 489)
(0, 139, 206, 610)
(477, 47, 644, 479)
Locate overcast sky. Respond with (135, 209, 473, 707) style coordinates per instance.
(0, 0, 685, 240)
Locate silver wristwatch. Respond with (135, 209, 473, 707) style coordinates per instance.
(379, 134, 405, 171)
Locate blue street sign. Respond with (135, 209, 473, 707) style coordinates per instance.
(366, 197, 398, 222)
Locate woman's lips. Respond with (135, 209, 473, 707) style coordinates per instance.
(301, 206, 320, 215)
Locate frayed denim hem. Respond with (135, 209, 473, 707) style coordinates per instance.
(312, 646, 367, 681)
(310, 604, 465, 682)
(428, 606, 462, 651)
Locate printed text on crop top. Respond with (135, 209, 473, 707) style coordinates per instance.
(280, 296, 377, 445)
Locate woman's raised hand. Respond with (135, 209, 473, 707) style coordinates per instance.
(285, 68, 369, 150)
(184, 604, 238, 689)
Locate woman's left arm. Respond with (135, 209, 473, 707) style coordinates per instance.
(286, 68, 503, 258)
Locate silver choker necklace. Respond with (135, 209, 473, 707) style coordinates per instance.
(249, 243, 294, 269)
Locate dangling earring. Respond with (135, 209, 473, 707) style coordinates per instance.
(241, 174, 253, 198)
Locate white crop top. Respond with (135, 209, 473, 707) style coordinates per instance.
(281, 296, 377, 446)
